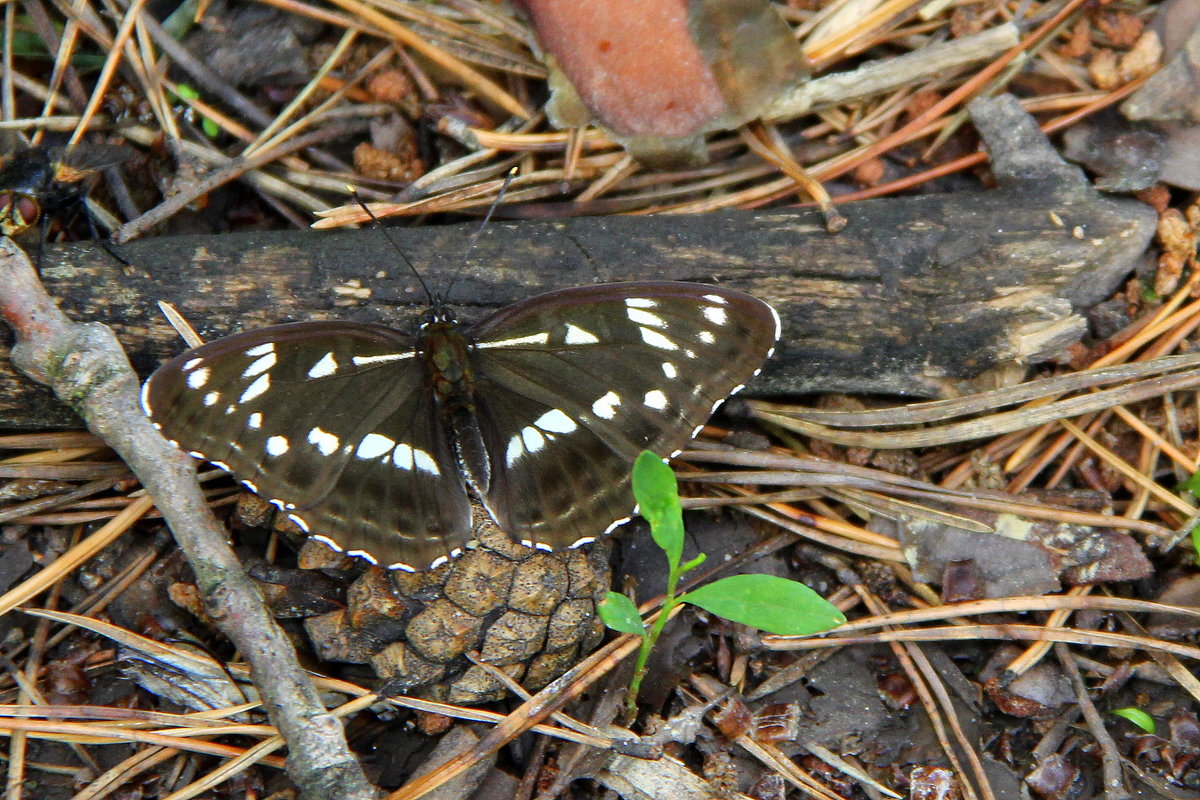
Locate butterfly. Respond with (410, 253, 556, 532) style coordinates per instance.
(141, 281, 779, 571)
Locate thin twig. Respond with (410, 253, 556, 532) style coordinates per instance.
(0, 239, 374, 800)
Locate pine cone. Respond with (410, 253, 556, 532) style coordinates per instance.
(240, 494, 611, 704)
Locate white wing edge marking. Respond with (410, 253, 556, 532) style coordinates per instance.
(139, 381, 153, 415)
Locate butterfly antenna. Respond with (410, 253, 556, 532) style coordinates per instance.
(444, 167, 518, 303)
(348, 187, 435, 306)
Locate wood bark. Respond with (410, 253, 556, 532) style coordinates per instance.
(1, 96, 1156, 428)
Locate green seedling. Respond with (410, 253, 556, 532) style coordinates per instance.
(169, 84, 220, 139)
(1111, 707, 1155, 734)
(1174, 471, 1200, 566)
(599, 451, 846, 717)
(11, 19, 105, 70)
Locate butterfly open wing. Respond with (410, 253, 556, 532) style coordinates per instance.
(141, 321, 471, 569)
(468, 282, 779, 549)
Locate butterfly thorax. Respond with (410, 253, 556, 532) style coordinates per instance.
(417, 313, 492, 498)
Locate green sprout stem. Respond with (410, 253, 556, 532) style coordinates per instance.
(624, 548, 694, 719)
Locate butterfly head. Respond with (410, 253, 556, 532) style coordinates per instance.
(419, 296, 457, 330)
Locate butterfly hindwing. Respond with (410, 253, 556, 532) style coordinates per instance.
(141, 321, 471, 569)
(468, 282, 779, 547)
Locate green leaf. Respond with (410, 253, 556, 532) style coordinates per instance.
(1176, 470, 1200, 498)
(680, 574, 846, 635)
(599, 592, 645, 635)
(172, 83, 201, 101)
(1192, 522, 1200, 567)
(632, 451, 683, 567)
(1111, 707, 1155, 734)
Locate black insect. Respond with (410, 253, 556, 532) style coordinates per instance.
(0, 145, 132, 270)
(142, 281, 779, 571)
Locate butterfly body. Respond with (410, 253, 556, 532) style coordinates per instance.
(142, 281, 779, 571)
(418, 306, 493, 499)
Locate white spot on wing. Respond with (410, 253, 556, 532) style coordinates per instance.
(592, 391, 620, 419)
(203, 391, 219, 407)
(288, 514, 310, 532)
(242, 352, 276, 378)
(506, 435, 524, 465)
(357, 433, 395, 459)
(478, 332, 551, 349)
(702, 306, 728, 325)
(698, 331, 716, 344)
(639, 327, 677, 350)
(521, 426, 546, 453)
(625, 298, 657, 309)
(266, 435, 289, 456)
(644, 389, 668, 410)
(535, 408, 577, 434)
(661, 362, 677, 379)
(413, 448, 440, 475)
(187, 367, 210, 389)
(627, 308, 665, 328)
(352, 352, 413, 366)
(392, 443, 414, 470)
(564, 324, 599, 345)
(239, 373, 271, 403)
(307, 427, 340, 456)
(703, 293, 727, 305)
(308, 351, 338, 378)
(183, 357, 203, 371)
(245, 343, 275, 357)
(247, 412, 263, 429)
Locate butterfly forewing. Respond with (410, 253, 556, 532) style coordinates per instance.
(468, 282, 779, 548)
(143, 281, 779, 570)
(141, 321, 471, 568)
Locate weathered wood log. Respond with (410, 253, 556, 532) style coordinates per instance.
(0, 96, 1156, 428)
